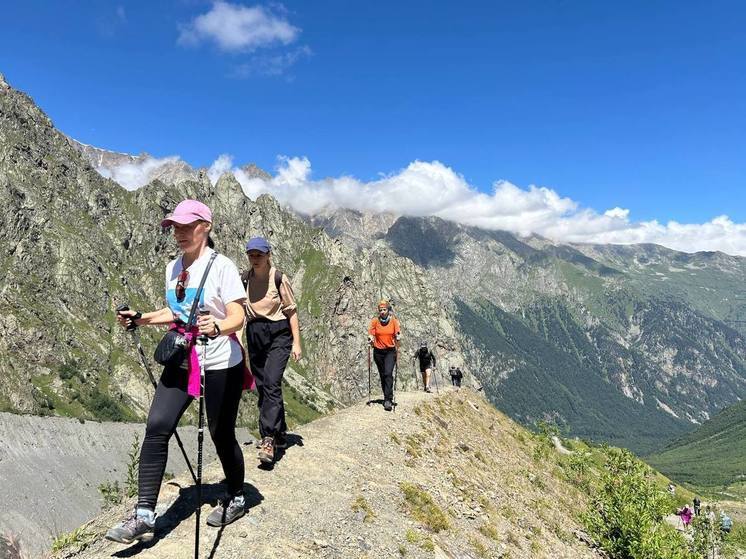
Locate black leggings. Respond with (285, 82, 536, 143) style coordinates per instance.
(137, 362, 245, 511)
(373, 348, 397, 402)
(246, 319, 292, 438)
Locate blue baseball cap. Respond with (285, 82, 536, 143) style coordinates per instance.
(245, 237, 271, 253)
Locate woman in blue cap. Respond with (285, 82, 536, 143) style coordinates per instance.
(243, 236, 301, 464)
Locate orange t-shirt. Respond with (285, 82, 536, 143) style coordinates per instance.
(368, 317, 401, 350)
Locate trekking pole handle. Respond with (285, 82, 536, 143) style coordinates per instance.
(197, 307, 210, 343)
(115, 304, 142, 331)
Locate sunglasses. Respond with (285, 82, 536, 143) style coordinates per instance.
(176, 270, 189, 302)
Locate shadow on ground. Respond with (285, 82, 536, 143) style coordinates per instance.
(112, 482, 263, 557)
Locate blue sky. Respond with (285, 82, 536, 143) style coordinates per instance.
(1, 1, 746, 246)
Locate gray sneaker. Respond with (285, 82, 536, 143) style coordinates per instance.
(105, 511, 155, 544)
(207, 494, 246, 527)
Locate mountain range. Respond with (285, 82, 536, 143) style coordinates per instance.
(2, 71, 746, 455)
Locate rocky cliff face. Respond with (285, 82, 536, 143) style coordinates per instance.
(0, 74, 465, 431)
(68, 138, 272, 188)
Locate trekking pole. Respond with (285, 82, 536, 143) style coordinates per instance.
(393, 347, 398, 412)
(412, 359, 419, 390)
(432, 365, 440, 394)
(367, 343, 372, 406)
(116, 304, 197, 484)
(194, 308, 209, 559)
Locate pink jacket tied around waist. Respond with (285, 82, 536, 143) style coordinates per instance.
(169, 323, 255, 396)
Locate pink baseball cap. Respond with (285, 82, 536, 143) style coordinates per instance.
(160, 200, 212, 227)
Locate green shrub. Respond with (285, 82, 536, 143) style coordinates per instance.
(582, 448, 691, 559)
(125, 433, 140, 498)
(51, 526, 93, 553)
(722, 520, 746, 558)
(689, 514, 721, 558)
(86, 390, 128, 421)
(98, 480, 122, 507)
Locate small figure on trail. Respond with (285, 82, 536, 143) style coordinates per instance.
(677, 505, 693, 528)
(107, 200, 252, 544)
(414, 342, 436, 393)
(706, 505, 715, 522)
(368, 300, 401, 411)
(693, 496, 701, 516)
(450, 366, 463, 388)
(668, 483, 676, 496)
(720, 511, 733, 534)
(243, 236, 302, 465)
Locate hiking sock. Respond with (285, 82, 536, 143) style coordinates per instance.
(135, 507, 156, 526)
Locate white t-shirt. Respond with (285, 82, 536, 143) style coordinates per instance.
(165, 248, 246, 370)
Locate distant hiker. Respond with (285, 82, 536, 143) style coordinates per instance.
(414, 342, 436, 393)
(668, 483, 676, 497)
(677, 505, 693, 528)
(720, 511, 733, 534)
(693, 496, 701, 516)
(450, 366, 463, 388)
(368, 300, 401, 411)
(243, 237, 301, 465)
(108, 200, 252, 544)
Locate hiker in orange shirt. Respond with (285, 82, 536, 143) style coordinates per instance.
(368, 300, 401, 411)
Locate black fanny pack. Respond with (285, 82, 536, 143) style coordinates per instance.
(154, 252, 217, 367)
(154, 329, 192, 367)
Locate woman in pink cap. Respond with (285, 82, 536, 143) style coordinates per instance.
(107, 199, 252, 544)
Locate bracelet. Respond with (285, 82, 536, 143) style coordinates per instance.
(208, 321, 222, 339)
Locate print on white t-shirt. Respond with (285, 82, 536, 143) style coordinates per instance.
(165, 249, 246, 371)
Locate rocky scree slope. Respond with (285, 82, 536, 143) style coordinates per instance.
(0, 411, 218, 558)
(53, 389, 603, 559)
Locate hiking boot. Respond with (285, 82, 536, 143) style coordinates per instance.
(207, 494, 246, 527)
(258, 436, 275, 463)
(425, 386, 432, 393)
(105, 510, 155, 544)
(383, 400, 393, 411)
(275, 431, 288, 449)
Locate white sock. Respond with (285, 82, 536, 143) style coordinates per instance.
(136, 507, 156, 525)
(232, 494, 245, 506)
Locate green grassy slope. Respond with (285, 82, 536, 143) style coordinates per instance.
(647, 399, 746, 487)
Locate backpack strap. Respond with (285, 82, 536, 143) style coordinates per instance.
(274, 269, 283, 301)
(242, 267, 284, 303)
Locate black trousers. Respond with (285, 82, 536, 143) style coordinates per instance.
(138, 362, 245, 510)
(246, 319, 292, 438)
(373, 347, 397, 402)
(451, 377, 462, 387)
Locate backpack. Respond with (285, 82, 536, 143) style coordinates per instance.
(242, 268, 283, 302)
(721, 514, 733, 532)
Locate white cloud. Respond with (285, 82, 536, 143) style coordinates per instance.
(98, 155, 182, 191)
(178, 2, 299, 52)
(205, 155, 746, 256)
(93, 152, 746, 256)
